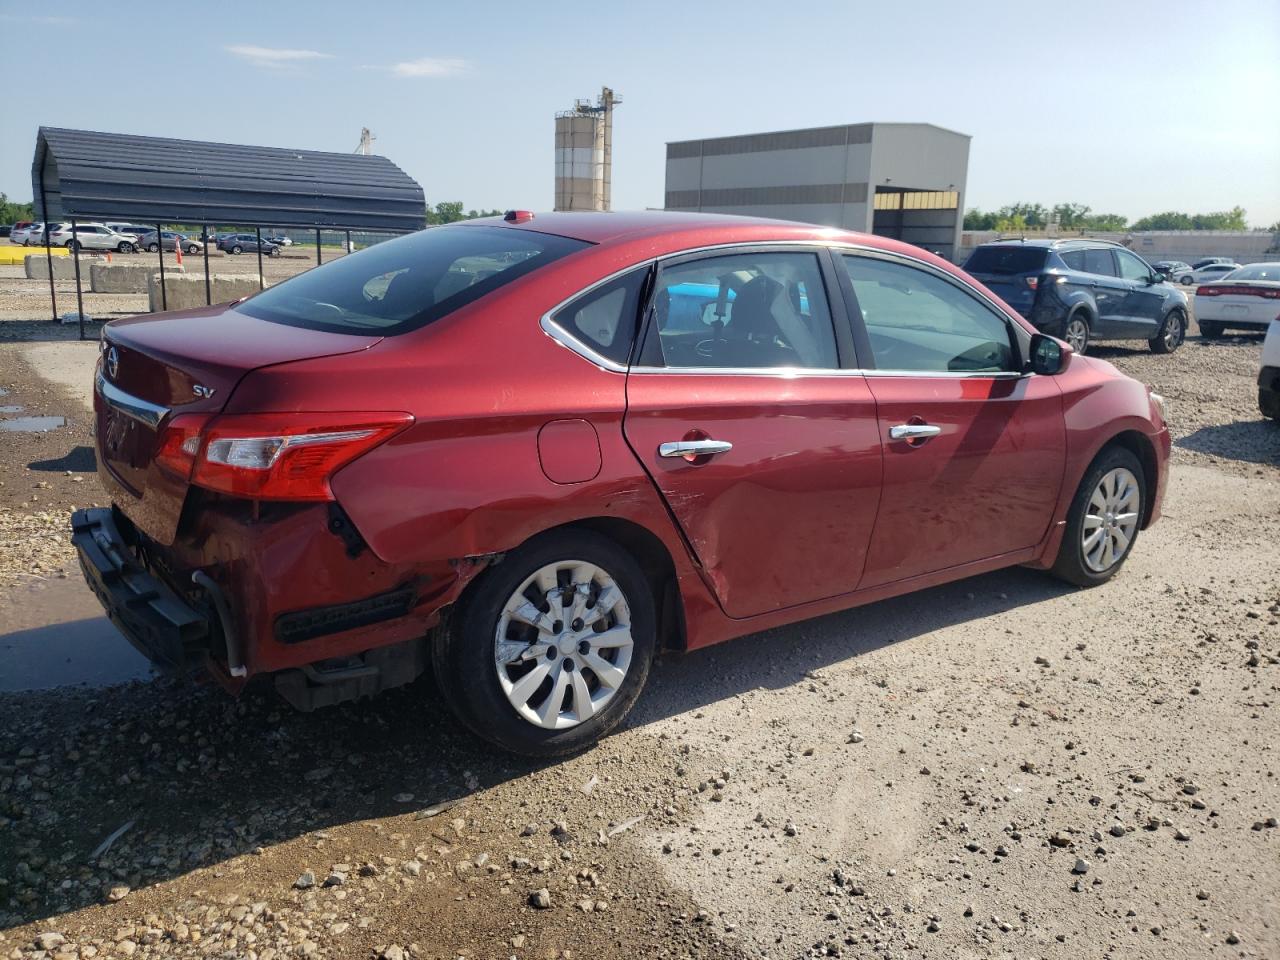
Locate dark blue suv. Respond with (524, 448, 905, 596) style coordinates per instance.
(962, 239, 1189, 355)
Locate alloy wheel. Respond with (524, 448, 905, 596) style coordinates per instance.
(494, 559, 634, 730)
(1064, 317, 1089, 354)
(1163, 313, 1184, 350)
(1081, 467, 1140, 573)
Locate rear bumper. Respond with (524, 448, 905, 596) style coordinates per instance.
(71, 507, 211, 672)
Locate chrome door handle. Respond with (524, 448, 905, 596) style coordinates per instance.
(658, 439, 733, 458)
(889, 423, 941, 441)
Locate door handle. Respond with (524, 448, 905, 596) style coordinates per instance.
(658, 439, 733, 459)
(889, 423, 942, 441)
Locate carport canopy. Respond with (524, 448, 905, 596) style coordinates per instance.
(32, 126, 426, 232)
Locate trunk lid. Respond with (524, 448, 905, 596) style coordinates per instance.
(97, 304, 381, 543)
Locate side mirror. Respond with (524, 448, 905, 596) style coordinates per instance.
(1029, 333, 1069, 375)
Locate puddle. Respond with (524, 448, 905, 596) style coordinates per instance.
(0, 576, 154, 691)
(0, 405, 23, 413)
(0, 415, 66, 432)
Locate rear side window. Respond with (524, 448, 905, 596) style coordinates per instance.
(238, 226, 589, 335)
(1060, 250, 1088, 271)
(550, 268, 648, 366)
(1083, 249, 1117, 277)
(963, 247, 1047, 275)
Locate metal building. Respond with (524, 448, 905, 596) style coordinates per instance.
(665, 122, 969, 261)
(554, 87, 621, 212)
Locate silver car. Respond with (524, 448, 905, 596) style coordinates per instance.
(45, 222, 139, 253)
(137, 230, 203, 254)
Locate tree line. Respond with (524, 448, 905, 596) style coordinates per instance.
(964, 202, 1271, 233)
(424, 201, 503, 225)
(0, 193, 35, 224)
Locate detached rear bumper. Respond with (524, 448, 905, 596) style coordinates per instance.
(71, 507, 211, 673)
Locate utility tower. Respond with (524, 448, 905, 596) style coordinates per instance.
(355, 127, 376, 156)
(554, 87, 621, 211)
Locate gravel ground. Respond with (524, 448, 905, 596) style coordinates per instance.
(0, 321, 1276, 959)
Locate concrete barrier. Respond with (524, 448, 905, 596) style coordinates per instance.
(149, 274, 260, 312)
(91, 262, 186, 294)
(25, 254, 104, 280)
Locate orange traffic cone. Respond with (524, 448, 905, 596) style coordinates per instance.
(175, 240, 183, 266)
(106, 252, 112, 263)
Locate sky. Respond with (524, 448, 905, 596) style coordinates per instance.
(2, 0, 1278, 226)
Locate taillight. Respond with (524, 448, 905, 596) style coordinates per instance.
(1196, 286, 1217, 296)
(155, 413, 212, 480)
(188, 412, 413, 501)
(1024, 276, 1039, 290)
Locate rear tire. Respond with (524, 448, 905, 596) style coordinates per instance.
(1051, 446, 1146, 588)
(187, 244, 199, 254)
(433, 530, 656, 757)
(231, 244, 243, 255)
(147, 243, 159, 253)
(1261, 387, 1280, 421)
(1180, 275, 1194, 285)
(1149, 309, 1185, 353)
(1199, 319, 1224, 339)
(118, 241, 134, 254)
(1063, 312, 1090, 356)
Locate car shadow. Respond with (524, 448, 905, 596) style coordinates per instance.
(28, 445, 97, 473)
(0, 565, 1073, 930)
(1177, 420, 1280, 467)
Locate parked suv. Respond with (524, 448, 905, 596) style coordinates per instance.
(47, 222, 139, 253)
(963, 239, 1188, 355)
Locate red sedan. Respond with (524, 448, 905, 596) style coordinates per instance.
(74, 212, 1170, 755)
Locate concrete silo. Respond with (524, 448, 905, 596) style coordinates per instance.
(554, 87, 620, 212)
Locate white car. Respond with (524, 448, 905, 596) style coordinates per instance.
(1176, 262, 1240, 285)
(46, 222, 139, 253)
(11, 222, 41, 245)
(1260, 312, 1280, 420)
(1195, 263, 1280, 338)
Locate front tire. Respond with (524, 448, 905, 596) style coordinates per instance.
(187, 244, 199, 254)
(1149, 309, 1185, 353)
(231, 244, 243, 255)
(268, 246, 281, 258)
(1180, 275, 1194, 285)
(433, 530, 656, 757)
(1199, 319, 1224, 339)
(1051, 446, 1146, 587)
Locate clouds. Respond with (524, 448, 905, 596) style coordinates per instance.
(224, 45, 466, 78)
(383, 57, 469, 78)
(225, 45, 335, 70)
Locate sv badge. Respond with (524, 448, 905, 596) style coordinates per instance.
(192, 384, 217, 399)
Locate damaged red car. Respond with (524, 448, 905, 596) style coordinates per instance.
(74, 211, 1170, 756)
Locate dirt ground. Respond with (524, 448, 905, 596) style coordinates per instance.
(0, 303, 1276, 959)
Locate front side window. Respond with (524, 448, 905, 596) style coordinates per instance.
(238, 225, 589, 335)
(1116, 249, 1152, 281)
(1083, 249, 1117, 277)
(550, 268, 647, 366)
(645, 251, 838, 369)
(841, 254, 1017, 373)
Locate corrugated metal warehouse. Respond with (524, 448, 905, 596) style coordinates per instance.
(665, 122, 970, 261)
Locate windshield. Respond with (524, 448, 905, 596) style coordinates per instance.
(1224, 264, 1280, 282)
(963, 246, 1047, 276)
(237, 225, 590, 335)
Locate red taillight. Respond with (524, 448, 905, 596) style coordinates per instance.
(155, 413, 213, 480)
(1024, 276, 1039, 290)
(1198, 285, 1280, 299)
(171, 412, 412, 501)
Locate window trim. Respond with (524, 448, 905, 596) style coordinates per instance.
(545, 264, 652, 370)
(539, 240, 1032, 378)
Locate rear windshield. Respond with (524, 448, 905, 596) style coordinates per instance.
(963, 246, 1048, 275)
(238, 225, 590, 335)
(1224, 264, 1280, 282)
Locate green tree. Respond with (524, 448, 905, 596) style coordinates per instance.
(424, 201, 503, 225)
(0, 192, 35, 224)
(1082, 212, 1128, 231)
(994, 213, 1028, 233)
(963, 208, 998, 230)
(1130, 211, 1194, 231)
(1052, 202, 1092, 229)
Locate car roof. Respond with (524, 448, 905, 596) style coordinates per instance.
(450, 210, 939, 261)
(977, 237, 1127, 251)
